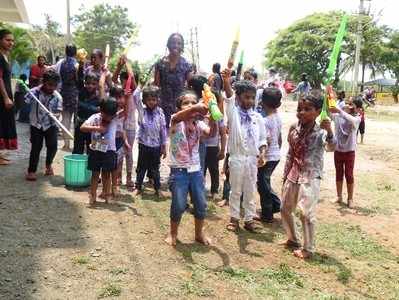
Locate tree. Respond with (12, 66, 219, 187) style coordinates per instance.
(72, 4, 138, 54)
(381, 30, 399, 103)
(264, 11, 387, 89)
(0, 23, 36, 65)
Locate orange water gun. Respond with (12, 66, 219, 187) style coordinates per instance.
(202, 84, 223, 121)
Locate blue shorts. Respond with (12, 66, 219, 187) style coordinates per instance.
(168, 168, 207, 222)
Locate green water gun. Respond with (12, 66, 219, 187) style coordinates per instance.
(202, 84, 223, 121)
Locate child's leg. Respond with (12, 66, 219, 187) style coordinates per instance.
(101, 171, 111, 202)
(242, 157, 257, 222)
(44, 126, 58, 173)
(28, 126, 44, 174)
(111, 169, 119, 196)
(61, 111, 73, 149)
(148, 146, 161, 192)
(166, 168, 190, 246)
(228, 156, 245, 222)
(295, 179, 320, 258)
(72, 125, 84, 154)
(90, 171, 100, 204)
(188, 170, 210, 244)
(344, 151, 356, 207)
(334, 151, 344, 202)
(135, 144, 149, 191)
(207, 146, 220, 196)
(125, 129, 135, 186)
(281, 180, 300, 245)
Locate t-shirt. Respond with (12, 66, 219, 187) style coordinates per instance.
(169, 119, 208, 169)
(203, 120, 224, 147)
(124, 92, 137, 131)
(85, 113, 118, 152)
(331, 108, 361, 152)
(264, 113, 282, 161)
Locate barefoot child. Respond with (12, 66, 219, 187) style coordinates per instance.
(256, 87, 282, 223)
(222, 70, 267, 233)
(25, 69, 62, 181)
(133, 85, 167, 197)
(281, 93, 336, 259)
(330, 99, 362, 208)
(165, 90, 215, 246)
(81, 99, 118, 204)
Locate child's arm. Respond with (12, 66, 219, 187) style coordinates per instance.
(80, 118, 107, 133)
(99, 72, 106, 101)
(320, 119, 336, 152)
(112, 56, 125, 84)
(283, 125, 296, 183)
(329, 106, 360, 128)
(122, 130, 131, 150)
(218, 124, 227, 160)
(134, 88, 144, 124)
(202, 118, 216, 138)
(160, 111, 168, 158)
(257, 118, 268, 167)
(221, 68, 233, 98)
(170, 103, 208, 125)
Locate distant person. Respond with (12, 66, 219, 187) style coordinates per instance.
(154, 33, 193, 126)
(292, 73, 311, 98)
(337, 91, 346, 109)
(29, 55, 47, 88)
(208, 63, 223, 93)
(15, 73, 29, 123)
(84, 49, 113, 92)
(0, 29, 17, 165)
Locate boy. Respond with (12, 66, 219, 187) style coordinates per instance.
(256, 87, 282, 223)
(222, 69, 267, 233)
(25, 69, 62, 181)
(281, 92, 336, 259)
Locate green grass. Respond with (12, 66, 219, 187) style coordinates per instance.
(110, 267, 128, 276)
(98, 283, 122, 298)
(179, 264, 214, 297)
(72, 256, 89, 265)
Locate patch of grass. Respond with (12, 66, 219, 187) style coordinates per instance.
(310, 253, 352, 284)
(260, 263, 304, 288)
(180, 264, 214, 297)
(110, 267, 128, 276)
(98, 283, 122, 298)
(318, 223, 395, 261)
(72, 256, 89, 265)
(207, 202, 217, 215)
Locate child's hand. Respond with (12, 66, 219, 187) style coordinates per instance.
(97, 125, 107, 134)
(193, 103, 208, 116)
(217, 150, 225, 161)
(221, 68, 232, 82)
(329, 107, 340, 114)
(257, 155, 267, 168)
(320, 119, 332, 133)
(124, 141, 131, 150)
(161, 145, 167, 159)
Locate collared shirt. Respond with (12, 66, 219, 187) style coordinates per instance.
(225, 95, 266, 157)
(169, 119, 208, 169)
(284, 122, 336, 184)
(135, 88, 167, 148)
(25, 86, 63, 131)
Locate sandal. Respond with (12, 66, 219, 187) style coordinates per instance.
(226, 218, 239, 232)
(280, 240, 301, 249)
(25, 172, 37, 181)
(243, 220, 260, 233)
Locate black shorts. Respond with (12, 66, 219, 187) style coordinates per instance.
(358, 120, 365, 135)
(87, 150, 117, 172)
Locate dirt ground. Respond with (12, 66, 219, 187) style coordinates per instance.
(1, 101, 398, 300)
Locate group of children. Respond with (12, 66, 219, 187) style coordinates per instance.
(20, 42, 367, 259)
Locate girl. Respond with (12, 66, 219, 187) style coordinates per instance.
(81, 99, 118, 205)
(222, 69, 267, 233)
(0, 29, 16, 165)
(330, 99, 362, 208)
(165, 90, 215, 247)
(154, 33, 193, 127)
(133, 85, 167, 197)
(281, 92, 336, 259)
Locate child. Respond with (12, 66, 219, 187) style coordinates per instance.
(337, 91, 346, 109)
(356, 99, 365, 144)
(281, 92, 336, 259)
(222, 69, 267, 233)
(109, 86, 131, 196)
(15, 74, 29, 123)
(112, 55, 138, 187)
(25, 69, 62, 181)
(80, 99, 118, 204)
(133, 85, 167, 197)
(330, 99, 362, 208)
(72, 72, 101, 154)
(256, 87, 282, 223)
(165, 90, 215, 246)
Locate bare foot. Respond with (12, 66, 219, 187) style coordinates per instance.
(132, 189, 142, 198)
(293, 249, 312, 259)
(165, 234, 177, 246)
(279, 240, 301, 249)
(336, 196, 343, 204)
(89, 194, 97, 205)
(347, 199, 354, 209)
(195, 234, 211, 246)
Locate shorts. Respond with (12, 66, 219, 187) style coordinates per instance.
(87, 150, 117, 172)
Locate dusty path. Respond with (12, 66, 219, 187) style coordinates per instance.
(1, 101, 398, 299)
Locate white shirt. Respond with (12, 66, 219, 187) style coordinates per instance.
(264, 113, 282, 161)
(331, 108, 361, 152)
(225, 95, 267, 157)
(85, 113, 118, 151)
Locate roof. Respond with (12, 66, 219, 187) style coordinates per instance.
(363, 78, 397, 87)
(0, 0, 29, 23)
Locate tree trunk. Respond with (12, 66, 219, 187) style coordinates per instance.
(360, 62, 366, 92)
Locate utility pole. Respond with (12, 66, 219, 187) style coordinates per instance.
(189, 27, 196, 68)
(352, 0, 365, 94)
(66, 0, 71, 43)
(195, 27, 200, 71)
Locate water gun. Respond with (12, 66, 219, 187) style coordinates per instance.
(236, 50, 244, 80)
(320, 14, 348, 119)
(202, 84, 223, 121)
(227, 27, 240, 69)
(104, 44, 110, 69)
(76, 48, 87, 63)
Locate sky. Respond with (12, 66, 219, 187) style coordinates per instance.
(23, 0, 399, 76)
